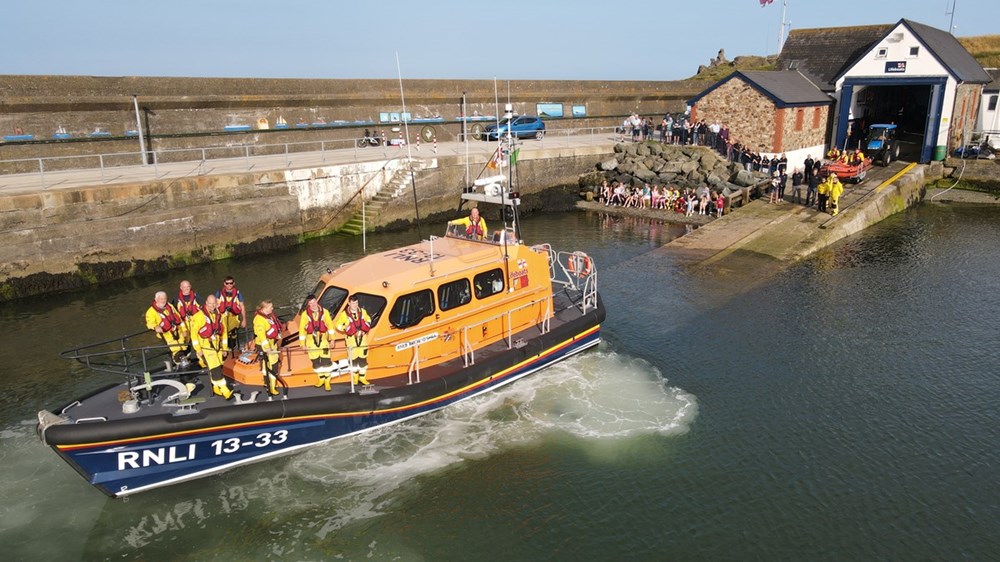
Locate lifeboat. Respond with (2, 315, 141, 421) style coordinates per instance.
(36, 179, 605, 498)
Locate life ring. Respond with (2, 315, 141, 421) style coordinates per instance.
(567, 251, 592, 277)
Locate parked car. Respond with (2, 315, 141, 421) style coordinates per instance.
(484, 115, 545, 140)
(865, 124, 900, 166)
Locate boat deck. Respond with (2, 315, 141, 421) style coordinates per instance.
(54, 285, 594, 424)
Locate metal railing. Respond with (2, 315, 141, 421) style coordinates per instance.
(460, 294, 553, 367)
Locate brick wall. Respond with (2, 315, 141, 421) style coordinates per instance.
(950, 83, 984, 149)
(691, 78, 778, 152)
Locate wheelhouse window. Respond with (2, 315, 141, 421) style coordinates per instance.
(351, 293, 388, 328)
(438, 278, 472, 312)
(473, 268, 505, 300)
(306, 283, 347, 314)
(388, 289, 435, 329)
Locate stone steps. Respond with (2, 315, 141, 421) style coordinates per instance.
(336, 160, 426, 236)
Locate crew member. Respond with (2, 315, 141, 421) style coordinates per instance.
(335, 295, 372, 388)
(448, 207, 488, 240)
(190, 294, 234, 400)
(828, 173, 845, 216)
(216, 276, 247, 341)
(254, 299, 283, 396)
(299, 294, 335, 388)
(175, 280, 200, 336)
(817, 174, 836, 214)
(145, 290, 190, 364)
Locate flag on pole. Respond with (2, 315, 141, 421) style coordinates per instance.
(486, 143, 502, 170)
(510, 148, 520, 166)
(759, 0, 773, 5)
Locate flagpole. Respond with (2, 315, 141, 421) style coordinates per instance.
(778, 0, 789, 54)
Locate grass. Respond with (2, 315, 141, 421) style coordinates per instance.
(958, 35, 1000, 69)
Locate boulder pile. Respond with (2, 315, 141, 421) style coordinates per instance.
(580, 142, 769, 194)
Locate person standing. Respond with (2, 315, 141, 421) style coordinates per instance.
(299, 295, 335, 387)
(335, 295, 372, 388)
(791, 168, 805, 204)
(175, 280, 200, 338)
(448, 207, 488, 240)
(190, 294, 234, 400)
(145, 290, 190, 365)
(806, 172, 819, 208)
(253, 299, 283, 396)
(216, 276, 247, 341)
(803, 155, 815, 185)
(828, 174, 845, 216)
(817, 174, 832, 213)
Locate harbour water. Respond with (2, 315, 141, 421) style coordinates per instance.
(2, 205, 999, 560)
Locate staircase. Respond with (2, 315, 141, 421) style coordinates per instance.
(337, 160, 427, 236)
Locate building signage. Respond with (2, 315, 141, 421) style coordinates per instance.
(885, 61, 906, 73)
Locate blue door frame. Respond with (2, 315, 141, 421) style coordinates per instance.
(836, 77, 948, 163)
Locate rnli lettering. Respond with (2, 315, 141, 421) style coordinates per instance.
(118, 444, 196, 470)
(385, 248, 436, 264)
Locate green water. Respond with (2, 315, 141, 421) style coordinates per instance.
(2, 206, 999, 560)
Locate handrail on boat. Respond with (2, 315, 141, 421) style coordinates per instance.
(460, 293, 552, 367)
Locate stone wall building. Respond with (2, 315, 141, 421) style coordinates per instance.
(688, 70, 832, 173)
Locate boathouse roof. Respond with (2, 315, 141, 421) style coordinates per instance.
(776, 24, 893, 91)
(687, 70, 832, 109)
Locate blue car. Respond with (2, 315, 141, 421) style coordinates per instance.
(484, 115, 545, 140)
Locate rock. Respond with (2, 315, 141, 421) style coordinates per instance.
(636, 143, 650, 157)
(618, 161, 636, 174)
(578, 171, 605, 189)
(680, 161, 699, 174)
(688, 170, 705, 183)
(624, 144, 638, 156)
(707, 174, 725, 188)
(661, 161, 684, 174)
(598, 158, 618, 171)
(700, 153, 718, 169)
(657, 172, 677, 184)
(616, 152, 626, 163)
(648, 143, 664, 156)
(634, 165, 656, 182)
(731, 169, 755, 187)
(613, 143, 626, 153)
(642, 157, 658, 170)
(651, 160, 665, 173)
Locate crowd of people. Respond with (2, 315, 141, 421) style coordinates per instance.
(598, 180, 725, 218)
(143, 276, 373, 401)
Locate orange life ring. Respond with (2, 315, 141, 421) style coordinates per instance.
(568, 252, 592, 277)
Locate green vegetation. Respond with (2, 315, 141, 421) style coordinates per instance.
(689, 55, 777, 82)
(959, 35, 1000, 70)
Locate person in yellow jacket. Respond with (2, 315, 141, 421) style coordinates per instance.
(816, 175, 832, 213)
(190, 294, 234, 400)
(145, 290, 190, 365)
(828, 173, 845, 216)
(335, 295, 372, 388)
(448, 207, 488, 240)
(254, 299, 283, 396)
(299, 294, 336, 388)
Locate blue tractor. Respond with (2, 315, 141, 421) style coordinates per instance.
(866, 124, 900, 166)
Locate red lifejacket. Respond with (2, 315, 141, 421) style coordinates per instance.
(197, 306, 224, 339)
(344, 310, 370, 336)
(218, 287, 242, 315)
(177, 290, 199, 319)
(152, 301, 183, 333)
(304, 308, 328, 334)
(257, 311, 282, 340)
(466, 219, 485, 238)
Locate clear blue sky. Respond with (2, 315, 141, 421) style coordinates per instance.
(5, 0, 997, 80)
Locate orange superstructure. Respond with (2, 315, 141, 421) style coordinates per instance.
(227, 228, 557, 388)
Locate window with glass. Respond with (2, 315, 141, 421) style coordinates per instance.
(388, 289, 435, 329)
(438, 278, 472, 311)
(989, 95, 998, 112)
(473, 269, 505, 300)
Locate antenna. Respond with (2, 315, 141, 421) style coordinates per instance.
(396, 52, 422, 241)
(945, 0, 957, 33)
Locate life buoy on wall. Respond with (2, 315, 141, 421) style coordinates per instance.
(567, 251, 592, 277)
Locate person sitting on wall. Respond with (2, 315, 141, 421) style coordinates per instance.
(448, 207, 488, 240)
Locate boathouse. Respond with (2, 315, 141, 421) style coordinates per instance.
(977, 68, 999, 143)
(778, 19, 992, 163)
(687, 70, 833, 172)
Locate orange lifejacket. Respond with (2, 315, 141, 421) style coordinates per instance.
(152, 301, 183, 333)
(303, 308, 328, 334)
(176, 290, 199, 319)
(197, 306, 224, 339)
(466, 219, 485, 238)
(218, 287, 243, 315)
(257, 311, 282, 340)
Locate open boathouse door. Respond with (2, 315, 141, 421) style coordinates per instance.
(835, 77, 946, 163)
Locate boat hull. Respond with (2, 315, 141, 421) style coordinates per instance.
(44, 305, 603, 497)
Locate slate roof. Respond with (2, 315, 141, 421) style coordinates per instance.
(776, 24, 892, 91)
(986, 69, 1000, 93)
(688, 70, 832, 108)
(901, 19, 992, 84)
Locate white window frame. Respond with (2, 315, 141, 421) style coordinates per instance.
(907, 46, 920, 58)
(875, 47, 888, 59)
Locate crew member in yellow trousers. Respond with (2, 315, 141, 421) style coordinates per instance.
(145, 290, 190, 365)
(254, 300, 283, 397)
(816, 174, 831, 213)
(335, 295, 372, 388)
(190, 295, 234, 400)
(299, 295, 336, 390)
(828, 173, 844, 216)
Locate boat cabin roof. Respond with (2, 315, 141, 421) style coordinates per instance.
(322, 229, 526, 296)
